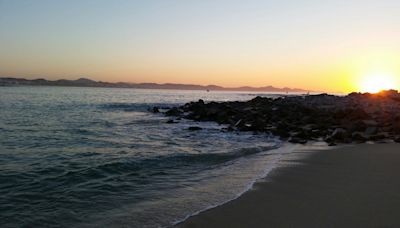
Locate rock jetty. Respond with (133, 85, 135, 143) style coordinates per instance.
(155, 90, 400, 145)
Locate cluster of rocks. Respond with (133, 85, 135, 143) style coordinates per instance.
(153, 90, 400, 145)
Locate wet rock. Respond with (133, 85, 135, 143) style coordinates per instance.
(352, 132, 368, 142)
(222, 126, 235, 132)
(151, 107, 160, 113)
(328, 142, 337, 146)
(331, 128, 348, 141)
(188, 126, 202, 131)
(369, 133, 387, 141)
(272, 128, 290, 138)
(290, 130, 310, 140)
(234, 119, 242, 127)
(165, 107, 182, 116)
(288, 137, 307, 144)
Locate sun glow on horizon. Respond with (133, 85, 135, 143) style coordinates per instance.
(359, 73, 397, 93)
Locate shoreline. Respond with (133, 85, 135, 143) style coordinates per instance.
(0, 77, 311, 93)
(170, 142, 307, 227)
(171, 142, 326, 227)
(176, 143, 400, 228)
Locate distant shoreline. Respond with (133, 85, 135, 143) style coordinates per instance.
(0, 77, 312, 93)
(0, 84, 314, 95)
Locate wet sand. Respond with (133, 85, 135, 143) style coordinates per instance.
(176, 144, 400, 228)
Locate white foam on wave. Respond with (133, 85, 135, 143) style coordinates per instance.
(171, 142, 303, 227)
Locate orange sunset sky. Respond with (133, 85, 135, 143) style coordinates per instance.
(1, 0, 399, 93)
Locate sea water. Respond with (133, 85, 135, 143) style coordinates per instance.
(0, 86, 296, 227)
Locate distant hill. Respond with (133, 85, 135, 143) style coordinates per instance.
(0, 77, 311, 93)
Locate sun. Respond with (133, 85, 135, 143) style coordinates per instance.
(359, 73, 396, 93)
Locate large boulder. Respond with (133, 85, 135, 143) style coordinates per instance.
(365, 126, 378, 135)
(165, 107, 182, 116)
(326, 128, 351, 143)
(151, 107, 160, 113)
(362, 119, 378, 126)
(288, 137, 307, 144)
(351, 132, 368, 142)
(331, 128, 348, 140)
(343, 119, 376, 132)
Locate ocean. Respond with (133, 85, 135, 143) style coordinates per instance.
(0, 86, 298, 227)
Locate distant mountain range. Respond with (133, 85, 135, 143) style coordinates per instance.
(0, 77, 311, 93)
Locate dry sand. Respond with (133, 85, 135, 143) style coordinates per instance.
(176, 143, 400, 228)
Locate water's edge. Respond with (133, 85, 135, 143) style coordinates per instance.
(172, 142, 332, 227)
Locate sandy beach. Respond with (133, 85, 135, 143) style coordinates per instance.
(177, 143, 400, 228)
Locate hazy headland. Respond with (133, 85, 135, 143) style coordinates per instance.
(0, 77, 310, 93)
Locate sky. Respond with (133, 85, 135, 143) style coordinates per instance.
(1, 0, 400, 92)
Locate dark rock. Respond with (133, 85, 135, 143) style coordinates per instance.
(345, 108, 370, 121)
(288, 137, 307, 144)
(162, 90, 400, 144)
(222, 126, 235, 132)
(165, 107, 182, 116)
(393, 122, 400, 133)
(369, 133, 387, 141)
(344, 120, 366, 132)
(166, 119, 177, 124)
(331, 128, 348, 141)
(250, 96, 269, 104)
(188, 126, 202, 131)
(271, 127, 290, 138)
(365, 127, 378, 135)
(362, 119, 378, 126)
(289, 131, 308, 142)
(234, 119, 242, 127)
(352, 132, 368, 142)
(152, 107, 160, 113)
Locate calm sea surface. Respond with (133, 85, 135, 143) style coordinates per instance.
(0, 86, 296, 227)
